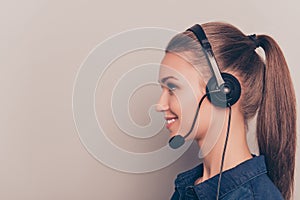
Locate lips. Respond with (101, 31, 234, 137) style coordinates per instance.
(165, 116, 178, 129)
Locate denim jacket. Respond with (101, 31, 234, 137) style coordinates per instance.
(170, 155, 283, 200)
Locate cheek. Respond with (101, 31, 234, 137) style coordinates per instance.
(188, 99, 213, 140)
(198, 100, 212, 133)
(169, 96, 182, 115)
(195, 100, 228, 141)
(176, 93, 200, 129)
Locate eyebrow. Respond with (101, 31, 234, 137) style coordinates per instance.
(158, 76, 178, 84)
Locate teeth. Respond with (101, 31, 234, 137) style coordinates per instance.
(167, 118, 176, 124)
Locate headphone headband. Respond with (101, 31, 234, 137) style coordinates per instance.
(186, 24, 225, 89)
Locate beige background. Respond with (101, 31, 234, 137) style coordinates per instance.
(0, 0, 299, 199)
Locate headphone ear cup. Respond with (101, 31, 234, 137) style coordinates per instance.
(206, 73, 241, 107)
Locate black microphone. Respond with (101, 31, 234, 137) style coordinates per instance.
(168, 93, 208, 149)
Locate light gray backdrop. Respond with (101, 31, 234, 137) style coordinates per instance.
(0, 0, 299, 199)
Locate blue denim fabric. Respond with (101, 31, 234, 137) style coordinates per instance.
(170, 155, 283, 200)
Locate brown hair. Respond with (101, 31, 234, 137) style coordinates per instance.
(165, 22, 296, 200)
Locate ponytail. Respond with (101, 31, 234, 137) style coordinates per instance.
(256, 35, 296, 200)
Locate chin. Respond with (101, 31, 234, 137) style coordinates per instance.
(169, 131, 179, 138)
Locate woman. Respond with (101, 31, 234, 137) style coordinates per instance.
(156, 22, 296, 200)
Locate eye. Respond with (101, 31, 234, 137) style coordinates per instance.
(167, 82, 177, 90)
(166, 83, 177, 95)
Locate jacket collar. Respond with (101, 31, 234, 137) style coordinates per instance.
(174, 155, 267, 199)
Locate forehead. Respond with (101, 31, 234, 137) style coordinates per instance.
(159, 53, 201, 82)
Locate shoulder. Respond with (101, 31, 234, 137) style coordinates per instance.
(222, 173, 283, 200)
(249, 173, 283, 199)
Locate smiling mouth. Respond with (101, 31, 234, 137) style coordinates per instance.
(166, 117, 178, 129)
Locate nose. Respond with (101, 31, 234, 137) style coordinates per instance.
(156, 90, 169, 112)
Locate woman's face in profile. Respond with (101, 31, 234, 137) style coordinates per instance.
(156, 53, 213, 141)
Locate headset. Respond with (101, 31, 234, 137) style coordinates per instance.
(189, 24, 241, 108)
(168, 24, 242, 200)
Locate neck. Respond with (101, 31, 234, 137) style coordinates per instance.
(195, 106, 252, 185)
